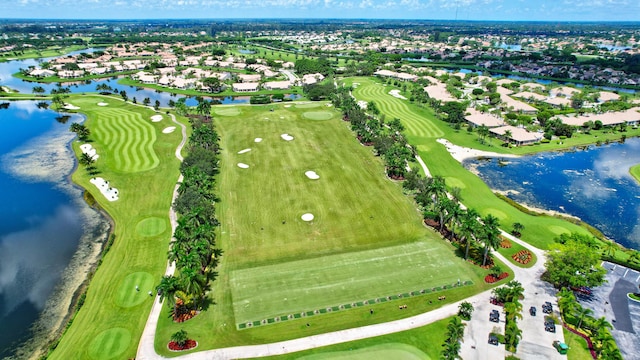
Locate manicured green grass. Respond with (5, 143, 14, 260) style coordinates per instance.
(135, 216, 167, 237)
(497, 238, 538, 268)
(297, 343, 429, 360)
(153, 102, 496, 356)
(302, 111, 334, 120)
(261, 317, 450, 360)
(231, 241, 473, 326)
(563, 327, 592, 360)
(89, 105, 160, 173)
(49, 95, 185, 360)
(630, 164, 640, 184)
(344, 77, 593, 250)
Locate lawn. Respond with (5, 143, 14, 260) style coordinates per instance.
(563, 327, 593, 360)
(261, 317, 451, 360)
(49, 95, 185, 360)
(153, 102, 497, 356)
(344, 76, 593, 250)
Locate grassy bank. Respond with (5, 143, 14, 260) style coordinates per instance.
(48, 95, 185, 360)
(631, 164, 640, 184)
(345, 76, 592, 250)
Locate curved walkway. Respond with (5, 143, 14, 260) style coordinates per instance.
(136, 112, 186, 360)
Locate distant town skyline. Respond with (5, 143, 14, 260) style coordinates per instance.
(2, 0, 640, 22)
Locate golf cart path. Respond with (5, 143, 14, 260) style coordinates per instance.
(135, 139, 562, 359)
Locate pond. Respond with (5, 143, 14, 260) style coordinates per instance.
(467, 138, 640, 251)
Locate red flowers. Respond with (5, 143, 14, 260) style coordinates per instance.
(512, 250, 532, 265)
(484, 272, 509, 283)
(168, 340, 197, 351)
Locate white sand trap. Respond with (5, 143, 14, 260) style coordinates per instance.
(389, 89, 407, 100)
(79, 143, 99, 161)
(151, 114, 163, 122)
(254, 138, 263, 143)
(63, 104, 80, 110)
(97, 102, 108, 106)
(326, 103, 333, 107)
(237, 163, 249, 169)
(238, 148, 251, 154)
(305, 171, 320, 180)
(301, 213, 314, 221)
(280, 133, 294, 141)
(162, 127, 176, 134)
(284, 105, 292, 108)
(90, 177, 119, 201)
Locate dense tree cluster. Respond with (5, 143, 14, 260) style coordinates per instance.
(332, 87, 413, 179)
(544, 235, 606, 289)
(156, 115, 222, 321)
(294, 57, 333, 76)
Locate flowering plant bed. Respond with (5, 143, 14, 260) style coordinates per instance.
(485, 272, 509, 283)
(512, 250, 532, 265)
(168, 340, 197, 351)
(173, 299, 199, 322)
(500, 238, 512, 248)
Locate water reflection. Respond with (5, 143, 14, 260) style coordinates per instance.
(468, 139, 640, 250)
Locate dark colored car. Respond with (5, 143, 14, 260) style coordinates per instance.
(546, 324, 556, 333)
(488, 334, 499, 345)
(529, 306, 536, 316)
(490, 309, 500, 322)
(542, 302, 553, 314)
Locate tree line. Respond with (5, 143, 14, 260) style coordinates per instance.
(156, 114, 222, 322)
(331, 86, 413, 180)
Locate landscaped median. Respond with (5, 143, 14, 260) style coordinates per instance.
(48, 95, 187, 360)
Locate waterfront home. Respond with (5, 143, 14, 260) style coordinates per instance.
(465, 108, 506, 128)
(302, 73, 325, 85)
(237, 73, 262, 83)
(263, 81, 291, 90)
(557, 108, 640, 127)
(490, 125, 543, 146)
(29, 68, 55, 77)
(232, 82, 260, 92)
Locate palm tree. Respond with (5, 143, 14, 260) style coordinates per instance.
(32, 86, 45, 96)
(477, 124, 490, 144)
(458, 301, 474, 320)
(179, 267, 207, 308)
(591, 316, 612, 337)
(627, 250, 640, 265)
(603, 240, 619, 258)
(156, 275, 180, 308)
(481, 214, 501, 266)
(574, 305, 594, 330)
(505, 280, 525, 303)
(557, 288, 577, 320)
(460, 208, 479, 260)
(171, 329, 188, 348)
(504, 321, 522, 352)
(79, 153, 95, 168)
(447, 316, 466, 342)
(504, 301, 523, 322)
(503, 129, 513, 145)
(512, 222, 524, 237)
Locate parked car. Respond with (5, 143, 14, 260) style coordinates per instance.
(488, 334, 499, 346)
(490, 309, 500, 323)
(542, 301, 553, 314)
(553, 340, 569, 354)
(529, 306, 536, 316)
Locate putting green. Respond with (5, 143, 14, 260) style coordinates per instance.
(303, 111, 334, 121)
(115, 272, 154, 308)
(481, 208, 507, 220)
(88, 328, 131, 360)
(295, 103, 322, 108)
(215, 107, 241, 116)
(135, 216, 167, 237)
(445, 177, 466, 189)
(91, 108, 160, 173)
(298, 343, 429, 360)
(549, 225, 571, 235)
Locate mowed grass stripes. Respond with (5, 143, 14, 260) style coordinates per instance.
(91, 107, 159, 172)
(348, 77, 444, 139)
(230, 241, 471, 325)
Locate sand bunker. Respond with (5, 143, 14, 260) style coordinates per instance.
(162, 127, 176, 134)
(63, 104, 80, 110)
(79, 143, 99, 161)
(280, 134, 294, 141)
(97, 102, 108, 106)
(237, 163, 249, 169)
(254, 138, 263, 143)
(90, 177, 119, 201)
(301, 213, 314, 221)
(151, 115, 163, 122)
(284, 105, 292, 108)
(305, 171, 320, 180)
(238, 148, 251, 154)
(389, 89, 407, 100)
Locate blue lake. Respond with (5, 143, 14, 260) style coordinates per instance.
(467, 138, 640, 251)
(0, 102, 109, 358)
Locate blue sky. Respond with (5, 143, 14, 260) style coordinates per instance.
(3, 0, 639, 21)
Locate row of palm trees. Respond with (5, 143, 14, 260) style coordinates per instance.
(494, 281, 525, 353)
(331, 87, 413, 179)
(156, 115, 222, 320)
(440, 316, 466, 360)
(557, 288, 622, 359)
(403, 172, 501, 267)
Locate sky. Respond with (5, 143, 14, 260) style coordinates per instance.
(1, 0, 639, 21)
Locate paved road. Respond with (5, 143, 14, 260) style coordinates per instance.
(280, 69, 299, 85)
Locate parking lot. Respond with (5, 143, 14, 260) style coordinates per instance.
(460, 234, 567, 360)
